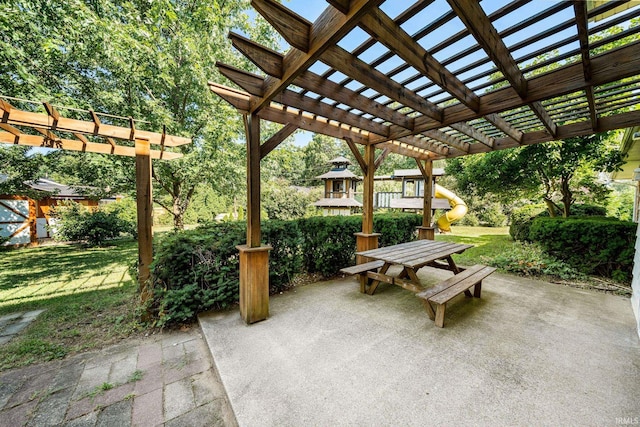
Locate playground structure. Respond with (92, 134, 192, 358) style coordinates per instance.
(378, 168, 467, 232)
(434, 184, 467, 233)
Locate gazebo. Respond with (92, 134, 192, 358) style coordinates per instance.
(209, 0, 640, 325)
(314, 156, 362, 216)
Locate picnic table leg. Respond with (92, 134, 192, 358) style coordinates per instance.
(366, 263, 390, 295)
(445, 256, 473, 297)
(405, 268, 422, 287)
(420, 299, 436, 320)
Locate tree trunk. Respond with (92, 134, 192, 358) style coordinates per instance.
(173, 199, 185, 230)
(561, 177, 572, 217)
(543, 198, 557, 217)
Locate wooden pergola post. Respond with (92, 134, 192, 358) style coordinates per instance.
(355, 144, 380, 263)
(135, 138, 153, 305)
(238, 113, 271, 324)
(416, 159, 435, 240)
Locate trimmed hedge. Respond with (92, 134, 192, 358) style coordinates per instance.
(529, 216, 636, 280)
(148, 213, 422, 325)
(509, 203, 608, 241)
(509, 204, 547, 241)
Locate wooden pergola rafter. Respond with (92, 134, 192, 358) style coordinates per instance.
(0, 97, 191, 306)
(210, 0, 640, 324)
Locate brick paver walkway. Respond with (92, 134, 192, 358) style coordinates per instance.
(0, 327, 236, 426)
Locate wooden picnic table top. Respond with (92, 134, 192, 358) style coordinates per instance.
(356, 240, 473, 270)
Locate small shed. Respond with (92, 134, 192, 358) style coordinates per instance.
(313, 156, 362, 216)
(0, 178, 99, 245)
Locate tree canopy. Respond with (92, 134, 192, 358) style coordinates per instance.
(446, 133, 625, 217)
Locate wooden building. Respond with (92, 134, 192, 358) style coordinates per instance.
(386, 168, 449, 211)
(0, 177, 100, 245)
(314, 156, 362, 216)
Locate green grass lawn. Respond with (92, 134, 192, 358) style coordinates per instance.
(436, 226, 514, 266)
(0, 239, 146, 371)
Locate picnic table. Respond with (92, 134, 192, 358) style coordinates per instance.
(351, 240, 473, 295)
(341, 239, 496, 327)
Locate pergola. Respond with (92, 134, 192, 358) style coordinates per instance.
(210, 0, 640, 324)
(0, 98, 191, 304)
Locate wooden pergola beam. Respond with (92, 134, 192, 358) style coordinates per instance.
(449, 122, 494, 148)
(1, 103, 190, 147)
(378, 141, 439, 160)
(0, 131, 181, 159)
(447, 0, 558, 137)
(374, 148, 390, 171)
(225, 35, 416, 130)
(574, 1, 598, 130)
(467, 108, 640, 156)
(360, 8, 480, 112)
(484, 113, 523, 144)
(229, 32, 283, 78)
(322, 45, 443, 122)
(528, 101, 558, 137)
(422, 129, 470, 153)
(344, 137, 368, 175)
(260, 123, 298, 159)
(375, 41, 640, 143)
(209, 82, 446, 158)
(447, 0, 527, 97)
(252, 0, 311, 52)
(250, 0, 384, 113)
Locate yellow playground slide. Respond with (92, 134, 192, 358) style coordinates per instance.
(434, 184, 467, 233)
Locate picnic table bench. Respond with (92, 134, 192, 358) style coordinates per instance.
(340, 240, 496, 327)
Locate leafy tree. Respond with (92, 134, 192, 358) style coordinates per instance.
(262, 179, 314, 220)
(447, 133, 624, 217)
(0, 146, 48, 198)
(300, 134, 343, 185)
(0, 0, 279, 229)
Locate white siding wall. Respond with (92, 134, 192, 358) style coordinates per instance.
(632, 222, 640, 337)
(0, 199, 30, 245)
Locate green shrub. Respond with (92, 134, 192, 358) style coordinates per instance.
(262, 220, 304, 292)
(477, 203, 507, 227)
(509, 204, 547, 241)
(529, 217, 636, 280)
(457, 212, 480, 227)
(149, 213, 425, 325)
(51, 202, 135, 246)
(374, 213, 421, 247)
(104, 198, 138, 238)
(149, 222, 245, 326)
(570, 204, 606, 217)
(298, 215, 361, 276)
(488, 241, 582, 280)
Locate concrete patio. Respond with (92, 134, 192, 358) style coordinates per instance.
(199, 267, 640, 426)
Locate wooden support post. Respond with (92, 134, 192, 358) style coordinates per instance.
(416, 158, 435, 240)
(28, 198, 37, 245)
(135, 138, 153, 308)
(240, 113, 271, 324)
(356, 143, 380, 263)
(246, 114, 261, 247)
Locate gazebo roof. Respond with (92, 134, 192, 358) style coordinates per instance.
(210, 0, 640, 160)
(316, 169, 361, 180)
(329, 156, 351, 165)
